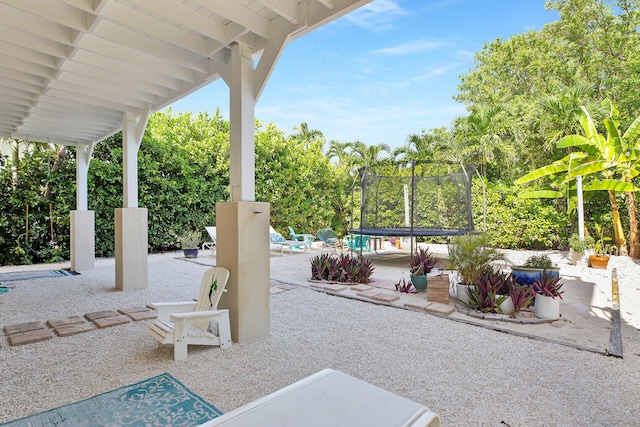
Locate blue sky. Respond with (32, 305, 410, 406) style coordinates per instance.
(168, 0, 559, 149)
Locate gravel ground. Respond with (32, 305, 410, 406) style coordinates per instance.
(1, 251, 639, 426)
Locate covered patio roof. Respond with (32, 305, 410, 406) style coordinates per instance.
(0, 0, 370, 147)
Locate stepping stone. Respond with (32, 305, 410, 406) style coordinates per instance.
(356, 289, 379, 299)
(91, 315, 131, 329)
(278, 285, 297, 291)
(350, 284, 373, 292)
(371, 293, 399, 303)
(53, 322, 95, 337)
(127, 310, 157, 321)
(4, 321, 45, 335)
(323, 284, 347, 292)
(85, 310, 119, 321)
(47, 315, 85, 328)
(117, 307, 150, 315)
(425, 303, 455, 316)
(8, 328, 52, 346)
(271, 287, 287, 295)
(405, 302, 432, 311)
(118, 306, 157, 320)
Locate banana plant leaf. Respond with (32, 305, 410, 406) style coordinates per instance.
(581, 179, 639, 192)
(519, 190, 565, 199)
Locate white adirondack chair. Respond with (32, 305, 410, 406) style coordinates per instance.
(148, 266, 231, 361)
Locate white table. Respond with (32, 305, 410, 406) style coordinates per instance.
(199, 369, 440, 427)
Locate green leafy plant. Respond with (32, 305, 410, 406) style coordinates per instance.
(522, 254, 555, 269)
(510, 284, 535, 313)
(409, 247, 437, 276)
(464, 270, 512, 313)
(532, 271, 564, 300)
(568, 233, 594, 252)
(395, 279, 416, 293)
(593, 222, 615, 256)
(309, 253, 374, 283)
(446, 234, 507, 285)
(178, 230, 200, 249)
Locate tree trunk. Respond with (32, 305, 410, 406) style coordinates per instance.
(10, 139, 19, 188)
(626, 188, 639, 258)
(608, 190, 628, 256)
(44, 145, 67, 201)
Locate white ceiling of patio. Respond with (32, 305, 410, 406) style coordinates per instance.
(0, 0, 370, 147)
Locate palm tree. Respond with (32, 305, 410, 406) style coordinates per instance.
(459, 105, 514, 177)
(393, 127, 451, 162)
(517, 104, 640, 257)
(291, 122, 324, 149)
(350, 141, 392, 168)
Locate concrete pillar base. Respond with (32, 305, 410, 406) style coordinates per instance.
(70, 210, 95, 272)
(115, 208, 148, 291)
(216, 201, 270, 343)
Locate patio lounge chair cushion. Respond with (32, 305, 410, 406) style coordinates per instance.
(148, 266, 231, 361)
(269, 226, 306, 255)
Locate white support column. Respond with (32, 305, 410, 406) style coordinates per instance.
(70, 143, 95, 272)
(115, 111, 150, 291)
(229, 42, 256, 202)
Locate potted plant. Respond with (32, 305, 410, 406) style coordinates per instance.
(409, 247, 437, 292)
(178, 230, 201, 258)
(532, 271, 564, 320)
(589, 223, 614, 269)
(510, 254, 559, 286)
(568, 233, 594, 266)
(509, 283, 535, 316)
(464, 270, 514, 314)
(446, 234, 507, 304)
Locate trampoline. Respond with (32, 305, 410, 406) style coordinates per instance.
(350, 161, 480, 250)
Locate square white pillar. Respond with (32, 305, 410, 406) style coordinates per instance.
(70, 210, 95, 272)
(115, 207, 148, 291)
(216, 201, 270, 343)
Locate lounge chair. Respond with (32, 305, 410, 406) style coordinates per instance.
(288, 226, 315, 249)
(202, 226, 217, 257)
(148, 266, 231, 361)
(317, 228, 344, 253)
(347, 234, 371, 252)
(198, 369, 440, 426)
(270, 226, 306, 255)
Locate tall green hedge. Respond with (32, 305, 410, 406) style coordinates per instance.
(0, 111, 344, 265)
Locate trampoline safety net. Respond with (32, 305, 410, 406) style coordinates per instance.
(354, 161, 476, 237)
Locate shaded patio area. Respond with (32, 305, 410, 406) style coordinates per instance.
(0, 247, 639, 425)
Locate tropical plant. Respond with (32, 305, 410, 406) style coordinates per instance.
(521, 254, 555, 270)
(516, 103, 640, 258)
(568, 233, 594, 252)
(446, 234, 507, 285)
(465, 270, 510, 313)
(409, 247, 438, 276)
(309, 253, 374, 283)
(510, 283, 535, 313)
(395, 279, 416, 294)
(593, 222, 615, 257)
(532, 271, 564, 300)
(178, 230, 200, 249)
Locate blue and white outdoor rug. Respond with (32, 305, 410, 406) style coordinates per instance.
(0, 269, 78, 282)
(1, 373, 223, 426)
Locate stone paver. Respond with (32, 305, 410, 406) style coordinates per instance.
(127, 310, 157, 321)
(350, 284, 373, 292)
(117, 307, 150, 315)
(356, 289, 379, 299)
(85, 310, 119, 321)
(8, 328, 52, 346)
(53, 322, 94, 337)
(47, 315, 85, 328)
(405, 302, 432, 311)
(371, 293, 399, 303)
(4, 321, 45, 335)
(271, 287, 287, 295)
(91, 315, 131, 329)
(323, 284, 347, 292)
(425, 303, 455, 316)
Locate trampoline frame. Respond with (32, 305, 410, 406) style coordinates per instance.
(349, 160, 481, 253)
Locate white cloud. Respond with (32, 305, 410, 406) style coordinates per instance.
(371, 40, 448, 56)
(345, 0, 407, 32)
